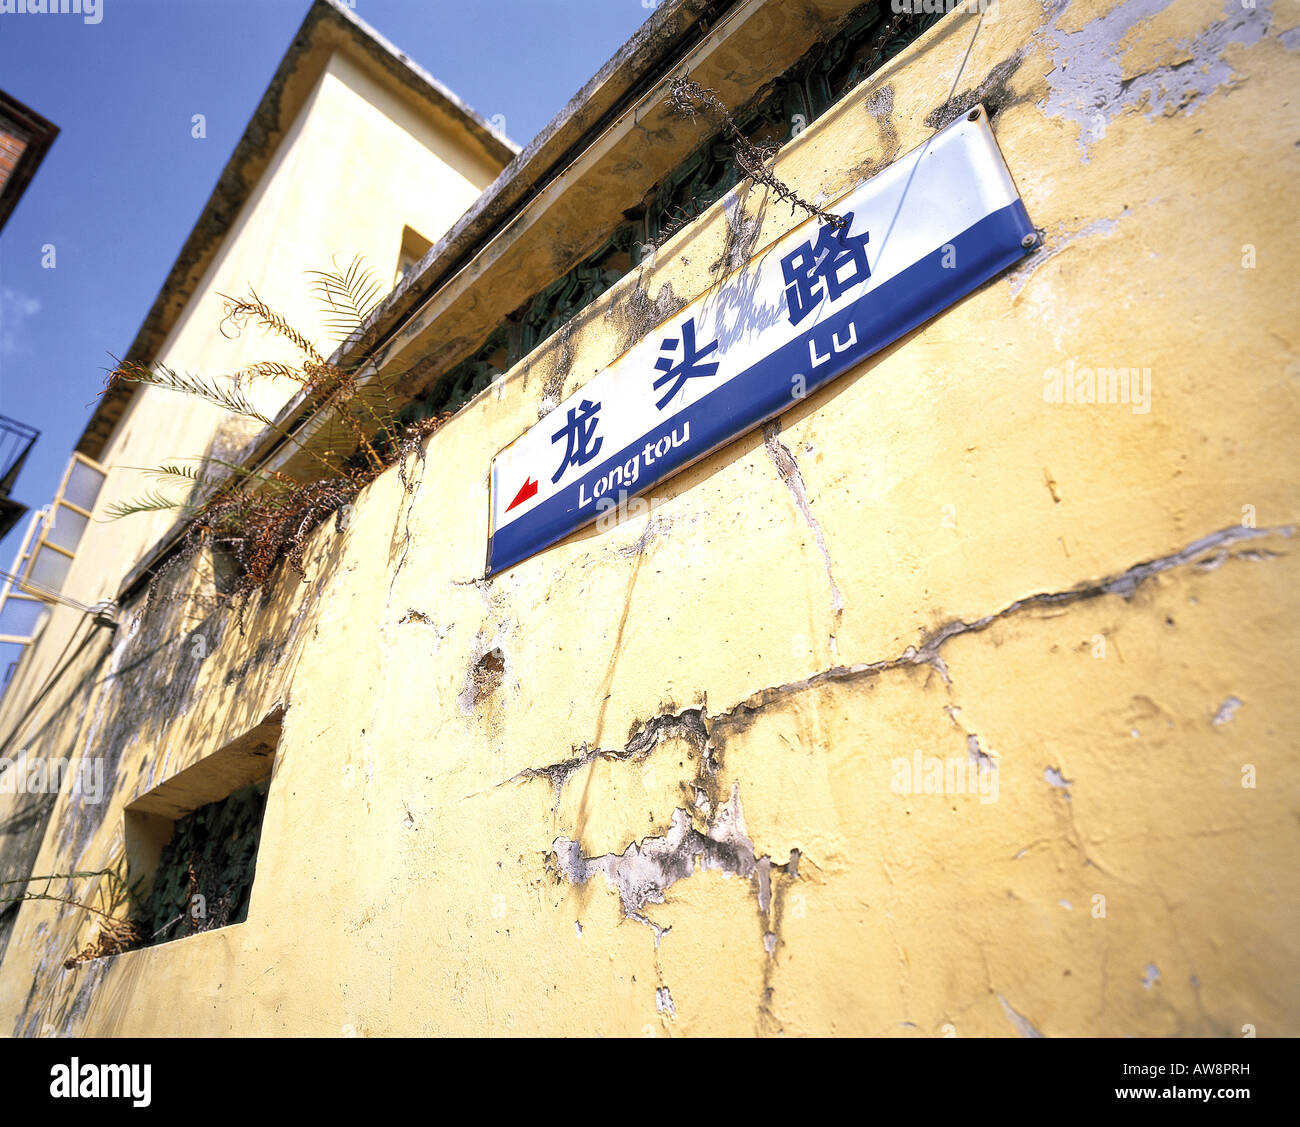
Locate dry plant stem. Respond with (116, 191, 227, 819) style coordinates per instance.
(1, 869, 145, 964)
(0, 890, 122, 921)
(99, 257, 454, 621)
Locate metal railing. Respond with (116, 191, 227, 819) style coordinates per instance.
(0, 413, 39, 497)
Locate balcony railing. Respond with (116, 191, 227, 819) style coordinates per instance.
(0, 412, 39, 543)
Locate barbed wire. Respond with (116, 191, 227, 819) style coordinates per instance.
(663, 76, 848, 238)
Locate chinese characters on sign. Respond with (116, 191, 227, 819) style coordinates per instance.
(551, 398, 603, 482)
(780, 212, 871, 326)
(488, 107, 1036, 576)
(652, 319, 720, 409)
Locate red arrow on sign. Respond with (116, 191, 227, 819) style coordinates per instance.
(506, 476, 539, 512)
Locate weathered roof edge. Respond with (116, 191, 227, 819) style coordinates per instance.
(324, 0, 518, 159)
(0, 88, 59, 235)
(76, 0, 517, 459)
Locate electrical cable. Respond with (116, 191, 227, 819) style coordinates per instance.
(0, 613, 104, 759)
(0, 566, 99, 616)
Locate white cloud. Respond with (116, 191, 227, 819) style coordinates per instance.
(0, 287, 41, 358)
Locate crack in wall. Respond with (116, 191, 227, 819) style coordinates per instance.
(505, 708, 709, 812)
(997, 993, 1045, 1038)
(516, 522, 1287, 1024)
(944, 704, 998, 770)
(762, 420, 844, 654)
(510, 525, 1287, 797)
(721, 521, 1292, 695)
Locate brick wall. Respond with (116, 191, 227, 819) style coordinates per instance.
(0, 125, 29, 196)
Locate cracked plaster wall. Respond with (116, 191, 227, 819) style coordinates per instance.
(0, 0, 1297, 1036)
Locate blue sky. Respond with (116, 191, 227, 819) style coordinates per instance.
(0, 0, 654, 566)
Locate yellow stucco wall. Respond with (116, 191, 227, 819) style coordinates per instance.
(1, 0, 1296, 1037)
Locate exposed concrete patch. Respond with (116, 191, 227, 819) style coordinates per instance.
(1008, 209, 1133, 297)
(998, 993, 1046, 1038)
(459, 636, 507, 713)
(944, 703, 999, 769)
(924, 52, 1030, 131)
(763, 420, 845, 653)
(1044, 766, 1073, 797)
(551, 784, 757, 916)
(1141, 962, 1161, 990)
(549, 777, 803, 966)
(547, 764, 802, 987)
(966, 734, 996, 770)
(1212, 696, 1243, 726)
(655, 985, 676, 1015)
(1039, 0, 1272, 160)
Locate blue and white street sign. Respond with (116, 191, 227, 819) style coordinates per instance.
(487, 106, 1035, 575)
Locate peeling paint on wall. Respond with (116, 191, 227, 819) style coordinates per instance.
(1040, 0, 1273, 159)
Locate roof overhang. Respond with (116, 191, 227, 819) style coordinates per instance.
(0, 88, 58, 235)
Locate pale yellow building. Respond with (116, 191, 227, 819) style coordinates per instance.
(0, 0, 1296, 1037)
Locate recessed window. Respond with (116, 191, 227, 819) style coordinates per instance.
(394, 224, 433, 288)
(124, 709, 281, 947)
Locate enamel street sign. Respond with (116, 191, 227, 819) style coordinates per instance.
(486, 106, 1035, 576)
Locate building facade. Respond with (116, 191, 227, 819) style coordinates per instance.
(0, 0, 1296, 1036)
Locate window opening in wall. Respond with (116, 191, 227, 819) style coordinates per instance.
(394, 224, 433, 289)
(124, 710, 280, 947)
